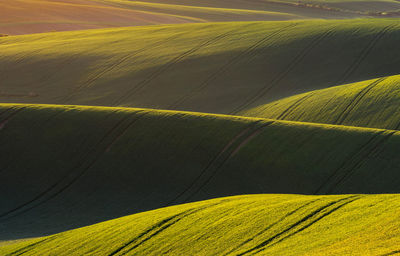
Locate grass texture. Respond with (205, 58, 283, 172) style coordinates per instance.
(0, 19, 399, 114)
(1, 194, 400, 255)
(243, 74, 400, 130)
(1, 104, 400, 239)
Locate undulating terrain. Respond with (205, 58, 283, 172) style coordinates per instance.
(2, 194, 400, 255)
(1, 19, 400, 117)
(3, 0, 399, 35)
(1, 0, 400, 255)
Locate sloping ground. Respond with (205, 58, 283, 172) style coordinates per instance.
(0, 0, 300, 35)
(1, 194, 400, 255)
(136, 0, 398, 18)
(242, 74, 400, 130)
(0, 0, 192, 35)
(1, 20, 399, 114)
(1, 104, 400, 239)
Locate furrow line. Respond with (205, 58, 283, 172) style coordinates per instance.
(0, 107, 26, 130)
(334, 77, 386, 125)
(381, 250, 400, 256)
(224, 199, 319, 255)
(169, 23, 298, 110)
(325, 131, 395, 193)
(231, 27, 335, 115)
(108, 212, 187, 256)
(276, 92, 314, 120)
(254, 197, 360, 254)
(337, 25, 394, 84)
(238, 196, 358, 255)
(182, 121, 274, 203)
(113, 27, 237, 106)
(314, 131, 385, 194)
(112, 202, 222, 256)
(7, 236, 57, 256)
(167, 120, 272, 205)
(0, 111, 145, 220)
(64, 32, 187, 103)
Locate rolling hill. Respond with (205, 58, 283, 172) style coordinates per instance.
(2, 2, 400, 254)
(1, 194, 400, 255)
(242, 74, 400, 130)
(0, 0, 306, 35)
(1, 19, 399, 116)
(4, 0, 397, 35)
(1, 104, 400, 240)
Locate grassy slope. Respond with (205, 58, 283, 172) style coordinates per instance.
(1, 194, 400, 255)
(137, 0, 399, 17)
(2, 104, 400, 239)
(0, 0, 301, 35)
(242, 74, 400, 130)
(1, 19, 399, 115)
(2, 0, 381, 36)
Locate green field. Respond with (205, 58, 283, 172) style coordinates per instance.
(1, 19, 399, 115)
(2, 194, 400, 255)
(2, 1, 400, 254)
(243, 74, 400, 130)
(1, 103, 400, 241)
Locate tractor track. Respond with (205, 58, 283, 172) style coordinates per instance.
(168, 23, 298, 110)
(0, 110, 146, 221)
(231, 27, 336, 115)
(326, 131, 395, 193)
(337, 25, 394, 85)
(276, 92, 314, 120)
(168, 120, 274, 205)
(63, 31, 188, 103)
(113, 26, 240, 106)
(224, 199, 319, 255)
(334, 77, 386, 125)
(314, 131, 393, 194)
(109, 202, 222, 256)
(238, 196, 359, 255)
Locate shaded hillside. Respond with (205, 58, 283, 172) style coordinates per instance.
(1, 104, 400, 239)
(1, 194, 400, 255)
(1, 20, 399, 114)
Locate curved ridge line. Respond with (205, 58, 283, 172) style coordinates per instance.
(113, 25, 236, 106)
(110, 202, 222, 256)
(326, 131, 395, 193)
(238, 196, 359, 255)
(337, 25, 394, 85)
(276, 92, 314, 120)
(224, 199, 320, 255)
(0, 110, 146, 221)
(334, 77, 386, 125)
(167, 120, 273, 206)
(64, 31, 188, 103)
(169, 23, 298, 110)
(182, 121, 274, 203)
(231, 26, 336, 115)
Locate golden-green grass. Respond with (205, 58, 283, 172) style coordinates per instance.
(0, 0, 306, 35)
(96, 0, 303, 21)
(242, 74, 400, 130)
(2, 194, 400, 255)
(116, 0, 398, 18)
(1, 19, 399, 115)
(2, 103, 400, 239)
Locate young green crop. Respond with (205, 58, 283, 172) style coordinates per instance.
(1, 194, 400, 255)
(1, 103, 400, 240)
(242, 74, 400, 130)
(0, 19, 399, 115)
